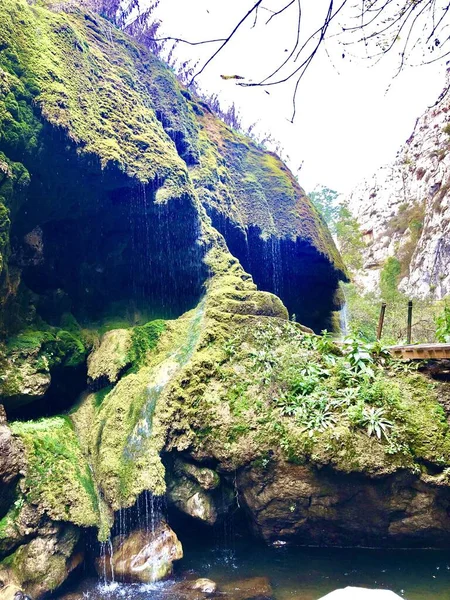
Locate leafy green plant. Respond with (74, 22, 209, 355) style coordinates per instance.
(360, 406, 393, 440)
(295, 395, 337, 436)
(343, 336, 376, 377)
(435, 303, 450, 342)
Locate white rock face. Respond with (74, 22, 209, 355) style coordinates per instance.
(318, 587, 402, 599)
(347, 74, 450, 299)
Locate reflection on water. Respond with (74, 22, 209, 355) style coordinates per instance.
(59, 538, 450, 600)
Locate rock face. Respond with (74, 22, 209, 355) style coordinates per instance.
(347, 73, 450, 298)
(237, 461, 450, 548)
(95, 522, 183, 583)
(0, 523, 81, 599)
(166, 458, 227, 525)
(0, 0, 344, 338)
(2, 0, 450, 596)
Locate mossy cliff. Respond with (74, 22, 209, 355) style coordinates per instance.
(0, 0, 344, 338)
(1, 0, 447, 597)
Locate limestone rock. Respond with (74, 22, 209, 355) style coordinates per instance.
(0, 524, 81, 599)
(237, 461, 450, 547)
(319, 588, 402, 599)
(167, 474, 217, 525)
(0, 406, 22, 487)
(168, 578, 217, 599)
(95, 522, 183, 583)
(0, 584, 32, 600)
(174, 459, 220, 490)
(346, 72, 450, 299)
(87, 329, 132, 386)
(190, 579, 217, 594)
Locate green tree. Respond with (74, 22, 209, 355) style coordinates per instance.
(335, 205, 364, 271)
(380, 257, 401, 302)
(308, 186, 340, 234)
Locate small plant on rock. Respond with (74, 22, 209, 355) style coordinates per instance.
(360, 406, 393, 440)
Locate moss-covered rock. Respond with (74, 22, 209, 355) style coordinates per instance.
(10, 417, 102, 529)
(0, 523, 81, 599)
(0, 328, 89, 412)
(87, 329, 132, 386)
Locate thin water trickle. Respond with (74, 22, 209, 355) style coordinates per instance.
(339, 301, 349, 338)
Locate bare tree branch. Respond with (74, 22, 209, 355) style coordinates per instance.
(265, 0, 296, 24)
(189, 0, 265, 86)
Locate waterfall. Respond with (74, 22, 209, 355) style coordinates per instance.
(339, 301, 349, 338)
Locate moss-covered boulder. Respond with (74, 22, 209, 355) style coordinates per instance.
(0, 523, 81, 599)
(0, 328, 89, 415)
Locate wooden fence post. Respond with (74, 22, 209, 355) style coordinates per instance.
(376, 302, 387, 341)
(406, 300, 413, 345)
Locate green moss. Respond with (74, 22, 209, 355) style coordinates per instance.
(10, 416, 101, 527)
(128, 320, 166, 366)
(0, 0, 190, 198)
(161, 316, 450, 477)
(192, 108, 346, 275)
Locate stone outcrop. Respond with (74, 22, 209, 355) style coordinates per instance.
(347, 73, 450, 298)
(95, 522, 182, 583)
(0, 0, 344, 339)
(0, 524, 81, 599)
(87, 329, 132, 386)
(237, 461, 450, 547)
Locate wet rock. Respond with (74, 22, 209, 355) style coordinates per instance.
(237, 461, 450, 547)
(95, 521, 183, 583)
(319, 588, 402, 599)
(87, 330, 132, 386)
(174, 459, 220, 490)
(191, 578, 217, 594)
(0, 584, 32, 600)
(167, 472, 217, 525)
(0, 524, 81, 599)
(220, 576, 274, 600)
(0, 406, 22, 487)
(167, 578, 217, 600)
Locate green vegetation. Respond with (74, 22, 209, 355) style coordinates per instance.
(0, 327, 89, 399)
(171, 317, 450, 475)
(343, 282, 439, 344)
(128, 320, 166, 366)
(386, 201, 425, 276)
(379, 257, 402, 302)
(10, 417, 101, 527)
(335, 205, 365, 271)
(308, 185, 340, 233)
(435, 302, 450, 342)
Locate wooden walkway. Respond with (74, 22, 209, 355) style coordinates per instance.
(388, 343, 450, 361)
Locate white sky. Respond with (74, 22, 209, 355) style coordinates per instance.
(153, 1, 446, 194)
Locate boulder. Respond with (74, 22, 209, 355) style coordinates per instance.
(166, 578, 217, 600)
(318, 588, 402, 599)
(190, 579, 217, 594)
(0, 524, 81, 599)
(237, 460, 450, 547)
(0, 406, 22, 486)
(174, 459, 220, 491)
(167, 473, 217, 525)
(0, 584, 32, 600)
(95, 521, 183, 583)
